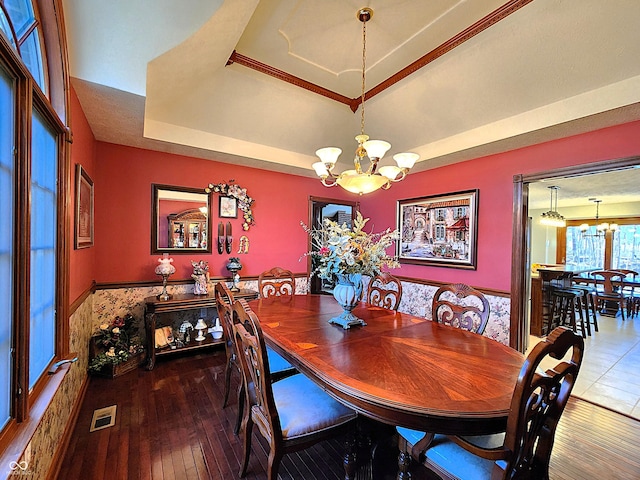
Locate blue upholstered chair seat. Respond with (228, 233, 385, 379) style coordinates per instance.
(267, 346, 294, 373)
(396, 427, 506, 480)
(271, 374, 357, 440)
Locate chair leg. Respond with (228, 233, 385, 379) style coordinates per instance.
(266, 449, 284, 480)
(576, 295, 588, 337)
(234, 382, 245, 435)
(239, 415, 254, 478)
(588, 294, 599, 332)
(222, 357, 233, 408)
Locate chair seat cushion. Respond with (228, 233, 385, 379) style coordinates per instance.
(272, 374, 356, 440)
(424, 433, 506, 480)
(267, 346, 294, 374)
(396, 428, 506, 480)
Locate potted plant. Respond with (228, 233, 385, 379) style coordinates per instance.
(88, 313, 145, 378)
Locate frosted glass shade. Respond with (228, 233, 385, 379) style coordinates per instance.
(315, 147, 341, 165)
(362, 140, 391, 159)
(393, 152, 419, 169)
(379, 165, 402, 180)
(312, 162, 329, 177)
(337, 172, 389, 195)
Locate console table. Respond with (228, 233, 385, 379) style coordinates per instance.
(144, 289, 257, 370)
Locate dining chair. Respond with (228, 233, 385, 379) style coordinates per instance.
(431, 283, 490, 334)
(214, 283, 295, 434)
(258, 266, 295, 298)
(591, 270, 626, 320)
(231, 299, 358, 480)
(366, 272, 402, 310)
(396, 326, 584, 480)
(613, 269, 639, 318)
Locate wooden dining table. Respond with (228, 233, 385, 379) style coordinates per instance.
(249, 294, 525, 436)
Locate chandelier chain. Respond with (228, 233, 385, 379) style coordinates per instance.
(360, 18, 366, 136)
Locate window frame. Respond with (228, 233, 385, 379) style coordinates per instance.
(0, 0, 70, 447)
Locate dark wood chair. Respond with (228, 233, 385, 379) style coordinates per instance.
(397, 326, 584, 480)
(431, 283, 490, 334)
(214, 283, 295, 434)
(258, 267, 295, 298)
(591, 270, 626, 320)
(231, 299, 357, 480)
(366, 272, 402, 310)
(613, 269, 639, 317)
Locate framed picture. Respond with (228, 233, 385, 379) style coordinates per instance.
(75, 164, 94, 249)
(397, 189, 479, 269)
(219, 195, 238, 218)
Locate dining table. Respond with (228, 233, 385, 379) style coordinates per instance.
(248, 294, 525, 436)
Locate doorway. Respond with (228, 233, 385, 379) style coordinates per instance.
(307, 196, 359, 294)
(511, 155, 640, 351)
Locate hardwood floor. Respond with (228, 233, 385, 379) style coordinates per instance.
(58, 348, 640, 479)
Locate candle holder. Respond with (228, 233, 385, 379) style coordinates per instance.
(155, 253, 176, 301)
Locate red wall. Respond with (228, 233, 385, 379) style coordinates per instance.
(93, 144, 354, 283)
(70, 82, 640, 295)
(359, 120, 640, 291)
(68, 85, 96, 303)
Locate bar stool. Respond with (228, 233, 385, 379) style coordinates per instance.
(571, 282, 599, 333)
(549, 287, 588, 338)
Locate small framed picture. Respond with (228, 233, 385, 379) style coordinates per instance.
(219, 196, 238, 218)
(75, 164, 94, 249)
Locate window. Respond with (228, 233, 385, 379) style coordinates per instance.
(0, 0, 67, 436)
(561, 218, 640, 272)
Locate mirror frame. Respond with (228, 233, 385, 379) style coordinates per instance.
(152, 184, 213, 254)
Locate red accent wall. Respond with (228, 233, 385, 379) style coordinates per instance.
(359, 120, 640, 291)
(93, 144, 353, 283)
(68, 85, 96, 303)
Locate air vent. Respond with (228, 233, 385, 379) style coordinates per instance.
(89, 405, 117, 432)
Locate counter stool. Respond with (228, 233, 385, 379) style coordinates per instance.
(571, 283, 599, 333)
(550, 287, 588, 338)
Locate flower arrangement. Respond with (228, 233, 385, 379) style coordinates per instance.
(302, 211, 400, 281)
(88, 314, 144, 375)
(206, 180, 255, 231)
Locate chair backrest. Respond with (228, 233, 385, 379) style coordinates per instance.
(612, 269, 638, 294)
(366, 272, 402, 310)
(499, 326, 584, 478)
(431, 283, 490, 334)
(591, 270, 625, 294)
(258, 267, 295, 298)
(232, 299, 282, 444)
(214, 282, 235, 357)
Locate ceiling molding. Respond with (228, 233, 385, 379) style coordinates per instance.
(227, 0, 535, 113)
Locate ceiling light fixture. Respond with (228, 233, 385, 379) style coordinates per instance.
(539, 186, 565, 227)
(312, 7, 418, 195)
(580, 198, 618, 237)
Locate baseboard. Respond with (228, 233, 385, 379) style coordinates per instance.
(45, 374, 90, 480)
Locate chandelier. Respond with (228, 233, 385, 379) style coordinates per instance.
(312, 7, 418, 195)
(539, 186, 565, 227)
(580, 199, 618, 237)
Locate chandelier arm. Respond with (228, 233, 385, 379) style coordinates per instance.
(320, 176, 338, 187)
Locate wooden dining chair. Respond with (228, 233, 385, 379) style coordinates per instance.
(231, 299, 357, 480)
(591, 270, 626, 320)
(396, 326, 584, 480)
(258, 266, 295, 298)
(214, 283, 295, 434)
(613, 269, 639, 318)
(431, 283, 490, 334)
(366, 272, 402, 310)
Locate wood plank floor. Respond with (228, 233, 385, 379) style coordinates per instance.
(58, 348, 640, 480)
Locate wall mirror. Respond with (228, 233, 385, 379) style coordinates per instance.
(152, 184, 212, 254)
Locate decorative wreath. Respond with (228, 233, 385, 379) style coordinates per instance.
(205, 180, 255, 231)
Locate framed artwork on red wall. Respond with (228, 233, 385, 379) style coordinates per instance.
(397, 189, 479, 269)
(75, 164, 94, 249)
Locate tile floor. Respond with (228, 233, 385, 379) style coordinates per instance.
(528, 311, 640, 420)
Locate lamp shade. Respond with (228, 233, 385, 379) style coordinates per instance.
(312, 162, 329, 177)
(337, 172, 389, 195)
(393, 152, 419, 169)
(362, 140, 391, 159)
(315, 147, 341, 165)
(379, 165, 402, 180)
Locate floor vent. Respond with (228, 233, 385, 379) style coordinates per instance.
(90, 405, 117, 432)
